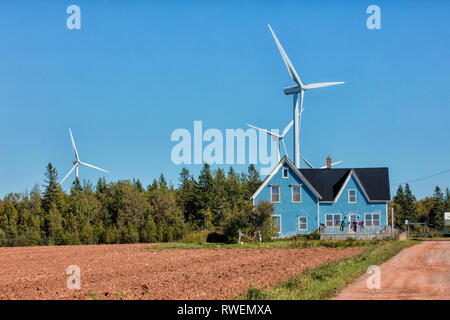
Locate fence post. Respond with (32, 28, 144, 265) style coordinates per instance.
(391, 207, 394, 237)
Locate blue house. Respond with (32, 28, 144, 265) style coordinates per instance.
(251, 156, 391, 239)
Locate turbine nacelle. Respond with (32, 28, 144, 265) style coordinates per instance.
(283, 85, 302, 95)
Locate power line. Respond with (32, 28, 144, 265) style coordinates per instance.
(391, 168, 450, 186)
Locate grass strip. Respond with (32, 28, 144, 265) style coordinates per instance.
(145, 238, 385, 250)
(244, 240, 416, 300)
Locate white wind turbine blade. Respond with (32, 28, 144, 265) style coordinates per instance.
(69, 128, 79, 161)
(60, 164, 77, 184)
(281, 120, 293, 138)
(268, 24, 303, 87)
(247, 124, 281, 139)
(301, 157, 314, 169)
(303, 82, 344, 90)
(79, 161, 108, 173)
(320, 161, 343, 169)
(281, 139, 288, 158)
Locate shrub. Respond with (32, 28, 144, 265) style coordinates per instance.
(184, 231, 207, 244)
(222, 200, 277, 243)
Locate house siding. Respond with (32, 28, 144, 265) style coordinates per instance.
(319, 175, 388, 235)
(253, 162, 319, 237)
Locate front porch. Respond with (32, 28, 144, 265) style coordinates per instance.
(319, 224, 392, 240)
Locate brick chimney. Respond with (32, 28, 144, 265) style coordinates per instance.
(326, 156, 331, 169)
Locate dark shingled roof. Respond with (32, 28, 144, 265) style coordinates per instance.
(299, 168, 390, 202)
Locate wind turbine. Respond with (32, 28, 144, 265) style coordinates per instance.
(247, 120, 293, 162)
(268, 24, 344, 168)
(60, 128, 108, 184)
(301, 157, 343, 169)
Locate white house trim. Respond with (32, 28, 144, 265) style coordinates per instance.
(272, 214, 282, 234)
(291, 184, 302, 203)
(298, 216, 308, 230)
(348, 189, 357, 203)
(250, 156, 322, 201)
(270, 185, 281, 203)
(333, 170, 372, 203)
(282, 167, 289, 179)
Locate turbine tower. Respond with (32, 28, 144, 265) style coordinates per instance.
(60, 128, 108, 184)
(247, 120, 293, 162)
(268, 24, 344, 168)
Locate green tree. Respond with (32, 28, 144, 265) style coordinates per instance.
(429, 186, 445, 231)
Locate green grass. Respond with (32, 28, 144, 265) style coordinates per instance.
(145, 238, 384, 250)
(86, 291, 101, 300)
(114, 291, 126, 297)
(243, 240, 416, 300)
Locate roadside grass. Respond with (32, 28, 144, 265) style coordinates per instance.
(145, 238, 386, 250)
(243, 240, 416, 300)
(86, 291, 101, 300)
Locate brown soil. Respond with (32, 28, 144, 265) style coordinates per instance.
(334, 240, 450, 300)
(0, 244, 364, 300)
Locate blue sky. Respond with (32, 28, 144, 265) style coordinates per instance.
(0, 0, 448, 199)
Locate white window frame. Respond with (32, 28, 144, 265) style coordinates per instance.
(270, 185, 280, 203)
(364, 213, 380, 227)
(298, 216, 308, 231)
(282, 167, 289, 179)
(272, 214, 282, 234)
(291, 184, 302, 203)
(348, 189, 357, 203)
(325, 213, 342, 227)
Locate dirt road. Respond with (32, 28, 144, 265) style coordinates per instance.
(334, 240, 450, 300)
(0, 244, 364, 300)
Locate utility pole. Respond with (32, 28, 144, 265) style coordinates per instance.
(391, 207, 394, 237)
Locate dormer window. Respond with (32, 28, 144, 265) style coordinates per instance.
(348, 189, 357, 203)
(282, 167, 288, 179)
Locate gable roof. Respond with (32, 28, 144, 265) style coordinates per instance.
(250, 156, 322, 201)
(250, 158, 390, 203)
(299, 167, 390, 202)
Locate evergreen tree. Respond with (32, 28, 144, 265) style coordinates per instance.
(42, 163, 64, 212)
(445, 188, 450, 212)
(392, 185, 406, 229)
(429, 186, 444, 230)
(403, 184, 417, 223)
(244, 164, 261, 199)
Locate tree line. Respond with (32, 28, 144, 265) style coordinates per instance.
(0, 163, 275, 246)
(1, 163, 448, 247)
(392, 183, 449, 232)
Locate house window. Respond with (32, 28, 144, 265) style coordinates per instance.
(365, 213, 380, 227)
(348, 189, 357, 203)
(272, 215, 281, 233)
(271, 185, 280, 203)
(292, 185, 301, 203)
(298, 217, 307, 230)
(282, 167, 289, 179)
(326, 214, 342, 227)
